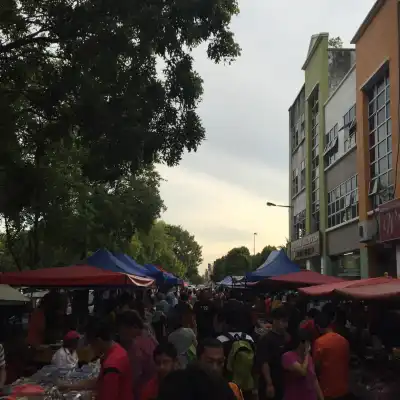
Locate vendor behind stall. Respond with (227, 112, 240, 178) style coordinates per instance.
(52, 331, 80, 369)
(27, 291, 66, 347)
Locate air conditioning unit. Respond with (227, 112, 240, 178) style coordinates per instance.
(358, 219, 378, 243)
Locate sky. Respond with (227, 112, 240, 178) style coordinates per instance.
(158, 0, 376, 273)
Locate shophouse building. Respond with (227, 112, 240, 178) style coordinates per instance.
(324, 65, 360, 278)
(352, 0, 400, 277)
(289, 33, 356, 274)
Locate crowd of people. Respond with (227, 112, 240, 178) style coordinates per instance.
(0, 287, 355, 400)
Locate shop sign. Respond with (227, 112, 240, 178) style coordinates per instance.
(379, 199, 400, 243)
(290, 232, 320, 260)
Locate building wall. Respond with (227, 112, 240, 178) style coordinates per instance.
(327, 221, 359, 255)
(324, 66, 358, 192)
(304, 34, 329, 235)
(353, 0, 400, 277)
(355, 0, 399, 220)
(289, 87, 306, 241)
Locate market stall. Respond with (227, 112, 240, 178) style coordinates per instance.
(299, 276, 393, 296)
(0, 265, 154, 287)
(266, 270, 344, 287)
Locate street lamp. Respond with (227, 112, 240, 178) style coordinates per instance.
(266, 202, 293, 208)
(253, 232, 257, 256)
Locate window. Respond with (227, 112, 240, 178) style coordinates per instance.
(293, 210, 306, 240)
(300, 160, 305, 189)
(368, 71, 393, 208)
(292, 168, 299, 196)
(309, 89, 320, 231)
(324, 124, 339, 167)
(343, 104, 357, 152)
(292, 127, 299, 149)
(327, 175, 358, 228)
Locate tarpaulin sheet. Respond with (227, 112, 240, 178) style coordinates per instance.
(299, 277, 393, 296)
(336, 279, 400, 300)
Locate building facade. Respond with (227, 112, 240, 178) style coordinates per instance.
(324, 65, 360, 278)
(353, 0, 400, 277)
(289, 33, 356, 274)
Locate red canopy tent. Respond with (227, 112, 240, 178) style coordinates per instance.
(335, 279, 400, 300)
(265, 270, 344, 287)
(0, 265, 154, 287)
(299, 276, 392, 296)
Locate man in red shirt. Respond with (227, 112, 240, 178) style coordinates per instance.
(61, 318, 133, 400)
(140, 342, 179, 400)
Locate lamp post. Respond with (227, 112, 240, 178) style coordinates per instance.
(253, 232, 257, 256)
(266, 202, 293, 208)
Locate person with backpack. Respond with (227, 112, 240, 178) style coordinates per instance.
(198, 338, 244, 400)
(216, 305, 256, 400)
(168, 304, 197, 368)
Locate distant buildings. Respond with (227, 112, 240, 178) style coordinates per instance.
(288, 0, 400, 278)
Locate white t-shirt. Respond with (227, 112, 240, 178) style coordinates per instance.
(52, 347, 79, 369)
(217, 332, 254, 343)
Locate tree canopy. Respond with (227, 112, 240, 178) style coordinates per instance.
(210, 244, 278, 282)
(128, 221, 203, 280)
(0, 0, 239, 273)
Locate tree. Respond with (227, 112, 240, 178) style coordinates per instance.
(129, 221, 191, 277)
(210, 256, 226, 283)
(165, 224, 203, 280)
(210, 244, 278, 282)
(0, 0, 240, 184)
(328, 36, 343, 48)
(0, 0, 240, 271)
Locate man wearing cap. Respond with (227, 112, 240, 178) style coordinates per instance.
(52, 331, 80, 369)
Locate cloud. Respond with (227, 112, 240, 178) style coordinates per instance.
(158, 0, 376, 273)
(158, 164, 289, 270)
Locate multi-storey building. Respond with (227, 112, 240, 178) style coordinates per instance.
(324, 65, 360, 278)
(289, 0, 400, 278)
(353, 0, 399, 278)
(289, 33, 356, 274)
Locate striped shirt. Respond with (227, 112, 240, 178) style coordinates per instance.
(0, 344, 5, 367)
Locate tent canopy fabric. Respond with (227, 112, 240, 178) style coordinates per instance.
(246, 250, 300, 282)
(217, 276, 245, 286)
(0, 265, 154, 287)
(257, 250, 279, 270)
(299, 276, 392, 296)
(86, 249, 140, 275)
(113, 253, 150, 278)
(267, 271, 344, 286)
(143, 264, 180, 285)
(335, 279, 400, 300)
(0, 284, 29, 304)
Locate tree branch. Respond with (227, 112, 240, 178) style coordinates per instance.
(0, 30, 57, 53)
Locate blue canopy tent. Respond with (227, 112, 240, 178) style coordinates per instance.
(84, 249, 155, 286)
(246, 249, 300, 282)
(259, 250, 279, 269)
(86, 249, 136, 274)
(114, 253, 151, 278)
(143, 264, 181, 285)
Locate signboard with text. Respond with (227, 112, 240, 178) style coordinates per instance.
(379, 199, 400, 243)
(290, 232, 320, 260)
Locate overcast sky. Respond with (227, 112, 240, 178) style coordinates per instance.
(158, 0, 376, 273)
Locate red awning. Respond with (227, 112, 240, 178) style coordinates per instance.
(336, 279, 400, 300)
(267, 271, 344, 286)
(299, 276, 393, 296)
(0, 265, 154, 287)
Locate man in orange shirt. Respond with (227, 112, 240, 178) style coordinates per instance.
(314, 313, 350, 400)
